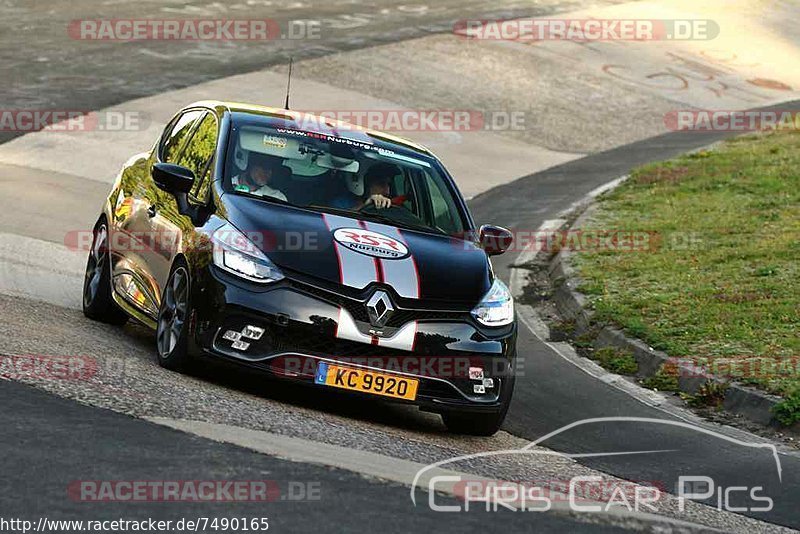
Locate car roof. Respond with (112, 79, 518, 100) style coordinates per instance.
(188, 100, 435, 158)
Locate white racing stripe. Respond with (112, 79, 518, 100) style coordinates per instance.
(378, 321, 417, 351)
(322, 215, 422, 350)
(336, 306, 417, 352)
(335, 307, 374, 346)
(322, 213, 380, 290)
(322, 214, 422, 299)
(363, 221, 420, 299)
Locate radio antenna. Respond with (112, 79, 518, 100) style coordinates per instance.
(284, 57, 293, 110)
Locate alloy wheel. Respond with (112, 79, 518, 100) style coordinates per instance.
(157, 267, 189, 358)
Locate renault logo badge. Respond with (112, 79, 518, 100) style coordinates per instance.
(366, 290, 394, 328)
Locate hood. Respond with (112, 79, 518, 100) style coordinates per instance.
(222, 195, 492, 306)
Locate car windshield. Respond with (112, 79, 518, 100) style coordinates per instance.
(223, 122, 467, 235)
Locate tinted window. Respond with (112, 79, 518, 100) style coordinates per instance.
(177, 113, 217, 203)
(224, 123, 467, 235)
(160, 110, 204, 163)
(424, 172, 461, 235)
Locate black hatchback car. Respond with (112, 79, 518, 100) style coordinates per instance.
(83, 101, 517, 435)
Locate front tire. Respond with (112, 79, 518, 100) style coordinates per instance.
(442, 374, 515, 436)
(82, 221, 128, 325)
(156, 260, 193, 372)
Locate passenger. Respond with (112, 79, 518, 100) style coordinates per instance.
(232, 152, 287, 201)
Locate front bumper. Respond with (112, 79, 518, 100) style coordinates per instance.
(189, 266, 517, 414)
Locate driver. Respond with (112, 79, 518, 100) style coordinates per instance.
(362, 169, 393, 209)
(331, 163, 398, 210)
(232, 152, 288, 202)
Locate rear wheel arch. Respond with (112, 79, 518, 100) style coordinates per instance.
(82, 216, 128, 325)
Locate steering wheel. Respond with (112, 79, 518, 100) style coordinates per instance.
(359, 200, 424, 225)
(361, 202, 400, 213)
(359, 195, 407, 211)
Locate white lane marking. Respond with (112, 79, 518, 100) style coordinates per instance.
(146, 417, 723, 530)
(0, 233, 85, 309)
(509, 218, 565, 300)
(556, 175, 628, 220)
(147, 417, 465, 489)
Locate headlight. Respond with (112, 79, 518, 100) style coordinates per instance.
(471, 279, 514, 327)
(212, 223, 284, 283)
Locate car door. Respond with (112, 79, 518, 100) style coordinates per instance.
(148, 111, 219, 305)
(120, 109, 205, 319)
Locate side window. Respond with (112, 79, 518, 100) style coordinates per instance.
(160, 110, 204, 163)
(177, 113, 218, 204)
(393, 169, 420, 217)
(391, 172, 406, 196)
(424, 172, 462, 234)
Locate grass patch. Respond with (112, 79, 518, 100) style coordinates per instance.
(681, 381, 729, 409)
(574, 332, 596, 349)
(772, 391, 800, 427)
(591, 347, 638, 375)
(573, 130, 800, 402)
(549, 319, 575, 342)
(642, 363, 680, 392)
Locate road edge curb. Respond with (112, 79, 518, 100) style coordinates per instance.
(542, 173, 796, 433)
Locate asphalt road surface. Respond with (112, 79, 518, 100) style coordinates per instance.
(2, 122, 798, 531)
(0, 0, 621, 144)
(3, 379, 641, 533)
(471, 103, 800, 530)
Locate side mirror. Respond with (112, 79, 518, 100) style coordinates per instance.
(479, 224, 513, 256)
(152, 162, 195, 194)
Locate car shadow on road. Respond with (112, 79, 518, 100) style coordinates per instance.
(119, 319, 448, 435)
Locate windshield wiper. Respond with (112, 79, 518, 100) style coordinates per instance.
(232, 190, 292, 206)
(303, 205, 445, 235)
(358, 212, 440, 235)
(305, 205, 358, 218)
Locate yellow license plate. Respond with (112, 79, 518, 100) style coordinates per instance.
(314, 362, 418, 401)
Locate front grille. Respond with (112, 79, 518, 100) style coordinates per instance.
(272, 326, 456, 359)
(293, 281, 470, 327)
(213, 317, 505, 403)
